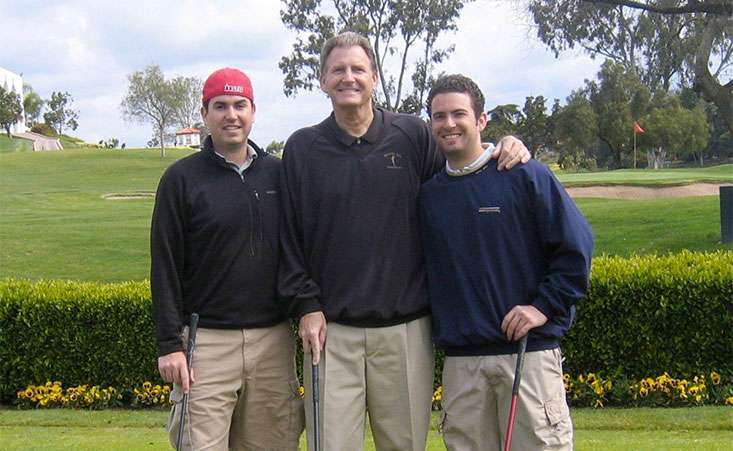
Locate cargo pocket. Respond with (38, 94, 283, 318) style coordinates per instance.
(538, 397, 572, 448)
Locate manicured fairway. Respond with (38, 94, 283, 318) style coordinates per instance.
(556, 164, 732, 186)
(0, 148, 194, 281)
(0, 407, 730, 450)
(0, 149, 730, 281)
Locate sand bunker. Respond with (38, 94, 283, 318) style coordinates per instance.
(102, 192, 155, 200)
(565, 183, 728, 199)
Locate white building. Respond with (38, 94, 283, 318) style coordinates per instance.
(174, 127, 201, 148)
(0, 67, 27, 134)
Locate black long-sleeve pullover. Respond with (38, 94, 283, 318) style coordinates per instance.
(278, 108, 444, 326)
(151, 137, 286, 356)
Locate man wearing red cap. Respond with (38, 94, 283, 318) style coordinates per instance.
(151, 67, 303, 450)
(279, 32, 531, 451)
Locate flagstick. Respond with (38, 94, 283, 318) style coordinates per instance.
(633, 129, 637, 169)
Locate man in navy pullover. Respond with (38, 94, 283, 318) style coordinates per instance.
(420, 74, 593, 450)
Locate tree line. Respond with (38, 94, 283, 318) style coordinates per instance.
(0, 85, 79, 139)
(278, 0, 731, 170)
(117, 0, 729, 166)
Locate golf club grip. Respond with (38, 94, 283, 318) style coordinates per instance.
(511, 335, 528, 395)
(186, 313, 200, 366)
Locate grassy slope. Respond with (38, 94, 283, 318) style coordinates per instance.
(0, 135, 33, 152)
(0, 408, 731, 450)
(0, 150, 730, 281)
(0, 148, 195, 281)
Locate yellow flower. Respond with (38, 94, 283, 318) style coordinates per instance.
(711, 372, 721, 385)
(725, 396, 733, 406)
(143, 381, 152, 390)
(298, 386, 305, 397)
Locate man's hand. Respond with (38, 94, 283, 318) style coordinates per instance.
(299, 311, 327, 365)
(158, 351, 195, 393)
(501, 305, 548, 342)
(491, 135, 531, 170)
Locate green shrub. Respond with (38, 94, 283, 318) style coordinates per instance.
(0, 279, 157, 403)
(29, 123, 57, 137)
(0, 251, 731, 403)
(561, 251, 733, 380)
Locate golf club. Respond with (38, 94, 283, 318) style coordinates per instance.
(312, 360, 322, 451)
(176, 313, 199, 451)
(503, 334, 528, 451)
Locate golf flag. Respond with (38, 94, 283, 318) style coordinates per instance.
(633, 121, 645, 134)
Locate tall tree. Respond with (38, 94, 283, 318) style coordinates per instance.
(638, 94, 709, 168)
(0, 86, 23, 138)
(22, 86, 43, 126)
(525, 0, 733, 133)
(517, 95, 549, 156)
(279, 0, 472, 115)
(554, 90, 599, 170)
(43, 91, 79, 135)
(171, 76, 203, 129)
(482, 103, 521, 143)
(120, 65, 179, 157)
(587, 60, 650, 168)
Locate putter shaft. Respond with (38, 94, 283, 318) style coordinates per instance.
(312, 361, 321, 451)
(503, 334, 528, 451)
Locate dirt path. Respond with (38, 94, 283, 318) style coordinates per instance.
(565, 183, 729, 199)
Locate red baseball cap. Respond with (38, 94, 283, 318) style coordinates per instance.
(202, 67, 254, 106)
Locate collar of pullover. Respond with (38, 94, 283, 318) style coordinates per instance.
(326, 107, 384, 146)
(446, 143, 495, 176)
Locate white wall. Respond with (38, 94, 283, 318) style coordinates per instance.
(0, 67, 27, 134)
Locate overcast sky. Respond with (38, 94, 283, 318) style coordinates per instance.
(1, 0, 602, 148)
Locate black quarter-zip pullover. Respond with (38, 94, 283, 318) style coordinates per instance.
(151, 137, 285, 356)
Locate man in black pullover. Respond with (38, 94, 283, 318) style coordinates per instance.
(151, 68, 303, 450)
(421, 74, 593, 450)
(279, 33, 530, 451)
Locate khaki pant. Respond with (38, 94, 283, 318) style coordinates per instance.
(442, 348, 573, 451)
(303, 316, 434, 451)
(168, 323, 304, 451)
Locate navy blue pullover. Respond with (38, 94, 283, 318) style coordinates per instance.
(420, 159, 593, 356)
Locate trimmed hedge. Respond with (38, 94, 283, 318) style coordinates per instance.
(561, 251, 732, 380)
(1, 251, 731, 403)
(0, 280, 156, 403)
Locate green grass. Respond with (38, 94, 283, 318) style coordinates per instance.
(0, 148, 195, 281)
(0, 407, 730, 450)
(0, 150, 730, 281)
(0, 134, 33, 152)
(576, 196, 731, 256)
(556, 164, 733, 187)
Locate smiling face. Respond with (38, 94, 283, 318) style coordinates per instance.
(320, 45, 378, 111)
(429, 92, 487, 161)
(201, 95, 255, 152)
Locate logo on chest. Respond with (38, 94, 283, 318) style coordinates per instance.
(383, 152, 404, 169)
(478, 206, 501, 214)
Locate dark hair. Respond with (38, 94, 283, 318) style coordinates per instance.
(320, 32, 378, 76)
(427, 74, 485, 119)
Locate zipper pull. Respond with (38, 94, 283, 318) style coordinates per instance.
(254, 189, 259, 200)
